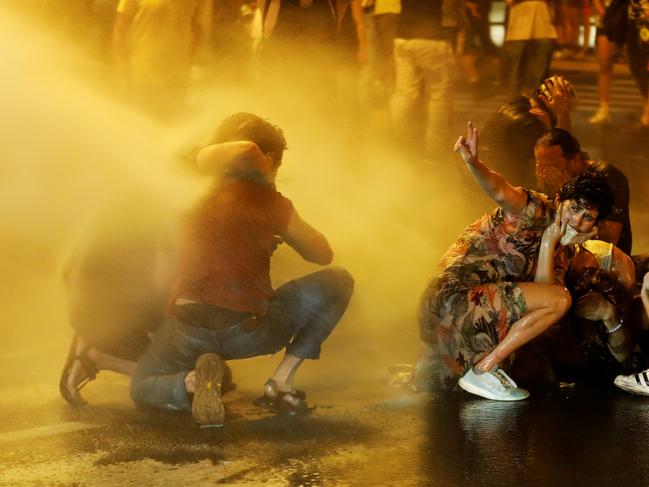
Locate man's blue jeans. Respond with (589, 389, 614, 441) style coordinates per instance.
(130, 267, 354, 411)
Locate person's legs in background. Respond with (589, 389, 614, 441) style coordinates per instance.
(391, 38, 425, 152)
(419, 40, 453, 155)
(520, 38, 554, 96)
(590, 32, 615, 124)
(505, 39, 526, 96)
(626, 25, 649, 129)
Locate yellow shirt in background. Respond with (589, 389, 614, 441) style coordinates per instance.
(117, 0, 212, 87)
(374, 0, 401, 15)
(506, 0, 557, 41)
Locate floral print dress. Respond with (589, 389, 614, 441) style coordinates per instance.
(416, 189, 569, 391)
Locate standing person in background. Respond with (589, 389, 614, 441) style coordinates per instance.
(578, 0, 593, 58)
(590, 0, 617, 124)
(112, 0, 213, 119)
(368, 0, 401, 96)
(206, 0, 257, 88)
(626, 0, 649, 132)
(259, 0, 367, 110)
(504, 0, 557, 96)
(473, 0, 498, 56)
(554, 0, 581, 58)
(390, 0, 463, 155)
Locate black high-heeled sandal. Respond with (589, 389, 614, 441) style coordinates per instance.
(252, 379, 309, 414)
(59, 334, 98, 406)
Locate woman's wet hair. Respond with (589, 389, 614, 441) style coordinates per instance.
(210, 112, 288, 157)
(558, 171, 614, 221)
(535, 128, 582, 159)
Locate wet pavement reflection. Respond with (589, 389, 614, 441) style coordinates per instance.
(4, 332, 649, 487)
(424, 387, 649, 486)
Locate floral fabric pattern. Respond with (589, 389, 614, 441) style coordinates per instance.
(416, 189, 565, 391)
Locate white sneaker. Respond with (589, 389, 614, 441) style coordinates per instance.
(458, 367, 530, 401)
(589, 108, 611, 125)
(614, 370, 649, 396)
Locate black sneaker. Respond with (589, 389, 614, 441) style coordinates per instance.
(192, 353, 225, 427)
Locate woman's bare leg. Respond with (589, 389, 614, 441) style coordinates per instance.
(474, 282, 572, 372)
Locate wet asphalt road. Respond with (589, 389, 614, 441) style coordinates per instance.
(0, 333, 429, 486)
(5, 339, 649, 486)
(2, 60, 649, 486)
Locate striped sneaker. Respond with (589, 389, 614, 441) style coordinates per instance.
(192, 353, 225, 427)
(614, 370, 649, 396)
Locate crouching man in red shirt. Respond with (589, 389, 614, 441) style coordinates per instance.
(130, 113, 354, 426)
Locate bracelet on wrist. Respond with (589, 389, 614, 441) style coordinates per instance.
(607, 318, 623, 335)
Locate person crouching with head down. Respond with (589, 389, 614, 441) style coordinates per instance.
(129, 112, 354, 426)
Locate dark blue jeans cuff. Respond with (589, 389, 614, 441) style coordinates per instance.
(285, 342, 321, 360)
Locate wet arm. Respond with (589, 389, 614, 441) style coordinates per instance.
(196, 141, 274, 180)
(455, 122, 527, 214)
(605, 248, 636, 363)
(281, 210, 333, 265)
(534, 208, 564, 284)
(534, 241, 559, 284)
(464, 157, 528, 214)
(604, 307, 634, 364)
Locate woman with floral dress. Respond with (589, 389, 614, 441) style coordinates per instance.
(414, 121, 614, 401)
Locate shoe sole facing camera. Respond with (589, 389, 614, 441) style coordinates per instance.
(614, 374, 649, 396)
(458, 375, 529, 401)
(192, 353, 225, 427)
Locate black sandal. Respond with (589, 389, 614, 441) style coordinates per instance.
(59, 334, 98, 406)
(276, 390, 311, 415)
(252, 379, 308, 413)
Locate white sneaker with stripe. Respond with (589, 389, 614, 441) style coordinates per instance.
(614, 369, 649, 396)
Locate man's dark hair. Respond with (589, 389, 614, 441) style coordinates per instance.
(535, 128, 582, 159)
(211, 112, 288, 157)
(479, 96, 547, 186)
(558, 171, 614, 221)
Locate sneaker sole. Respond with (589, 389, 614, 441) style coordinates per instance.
(458, 377, 529, 401)
(192, 353, 225, 426)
